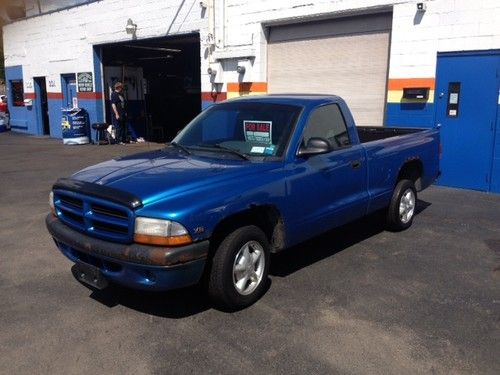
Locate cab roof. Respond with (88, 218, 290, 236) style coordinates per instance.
(223, 94, 342, 106)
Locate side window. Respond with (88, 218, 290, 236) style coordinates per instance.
(303, 104, 351, 149)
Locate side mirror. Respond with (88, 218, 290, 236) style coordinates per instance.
(297, 137, 331, 157)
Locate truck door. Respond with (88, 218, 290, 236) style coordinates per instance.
(286, 104, 369, 243)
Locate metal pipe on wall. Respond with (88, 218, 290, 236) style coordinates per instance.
(207, 0, 215, 63)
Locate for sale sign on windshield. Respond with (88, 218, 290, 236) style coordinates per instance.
(244, 120, 272, 144)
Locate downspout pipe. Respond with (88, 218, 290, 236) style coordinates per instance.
(207, 0, 215, 63)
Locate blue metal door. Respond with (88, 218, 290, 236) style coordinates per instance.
(435, 51, 500, 191)
(61, 74, 77, 108)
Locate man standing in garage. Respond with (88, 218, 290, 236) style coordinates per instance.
(111, 81, 127, 144)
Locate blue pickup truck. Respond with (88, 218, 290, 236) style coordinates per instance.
(46, 95, 440, 309)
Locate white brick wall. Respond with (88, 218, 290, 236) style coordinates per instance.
(389, 0, 500, 78)
(210, 0, 500, 87)
(3, 0, 205, 93)
(3, 0, 500, 94)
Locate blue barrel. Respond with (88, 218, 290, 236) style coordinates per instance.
(62, 108, 89, 145)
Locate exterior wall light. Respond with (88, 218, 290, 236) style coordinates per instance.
(126, 18, 137, 34)
(416, 2, 426, 12)
(208, 63, 223, 83)
(237, 59, 252, 82)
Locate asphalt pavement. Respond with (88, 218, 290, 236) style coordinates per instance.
(1, 132, 499, 374)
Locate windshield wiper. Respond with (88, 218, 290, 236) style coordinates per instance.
(213, 144, 250, 160)
(169, 141, 191, 155)
(195, 143, 249, 160)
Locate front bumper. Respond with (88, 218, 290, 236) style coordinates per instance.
(46, 214, 209, 291)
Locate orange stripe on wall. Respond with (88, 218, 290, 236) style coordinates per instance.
(24, 93, 36, 99)
(201, 91, 227, 102)
(388, 78, 435, 90)
(47, 92, 63, 99)
(227, 82, 267, 93)
(77, 92, 103, 100)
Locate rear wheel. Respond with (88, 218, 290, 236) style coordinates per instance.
(208, 225, 270, 310)
(387, 179, 417, 231)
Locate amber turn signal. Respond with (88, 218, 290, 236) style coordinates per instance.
(134, 233, 192, 246)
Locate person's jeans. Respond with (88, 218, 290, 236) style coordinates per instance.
(115, 118, 127, 143)
(126, 121, 138, 141)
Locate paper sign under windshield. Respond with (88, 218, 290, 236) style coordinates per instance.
(244, 120, 272, 144)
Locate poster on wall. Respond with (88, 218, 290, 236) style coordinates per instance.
(77, 72, 93, 92)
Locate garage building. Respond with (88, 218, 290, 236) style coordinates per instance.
(1, 0, 500, 192)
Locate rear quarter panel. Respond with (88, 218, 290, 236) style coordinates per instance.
(363, 128, 440, 212)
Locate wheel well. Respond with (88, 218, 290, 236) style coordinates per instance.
(210, 205, 286, 253)
(397, 159, 423, 191)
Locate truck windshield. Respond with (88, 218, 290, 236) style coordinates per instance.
(173, 102, 302, 158)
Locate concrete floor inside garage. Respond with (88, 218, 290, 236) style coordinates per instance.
(0, 132, 499, 374)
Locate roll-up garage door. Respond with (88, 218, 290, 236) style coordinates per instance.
(268, 13, 391, 126)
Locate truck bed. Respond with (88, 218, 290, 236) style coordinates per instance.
(357, 126, 423, 144)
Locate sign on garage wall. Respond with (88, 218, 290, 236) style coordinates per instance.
(77, 72, 93, 92)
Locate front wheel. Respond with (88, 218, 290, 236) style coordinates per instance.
(386, 179, 417, 231)
(208, 225, 270, 310)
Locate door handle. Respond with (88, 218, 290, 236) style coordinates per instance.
(351, 160, 362, 169)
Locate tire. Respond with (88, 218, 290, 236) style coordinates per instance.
(208, 225, 270, 310)
(386, 179, 417, 231)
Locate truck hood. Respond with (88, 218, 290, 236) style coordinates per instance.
(71, 148, 279, 205)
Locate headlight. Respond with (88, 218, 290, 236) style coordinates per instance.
(49, 191, 56, 216)
(134, 217, 192, 246)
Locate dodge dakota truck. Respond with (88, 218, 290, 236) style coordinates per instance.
(46, 95, 440, 309)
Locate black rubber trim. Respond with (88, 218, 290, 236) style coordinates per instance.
(53, 178, 143, 209)
(46, 214, 209, 267)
